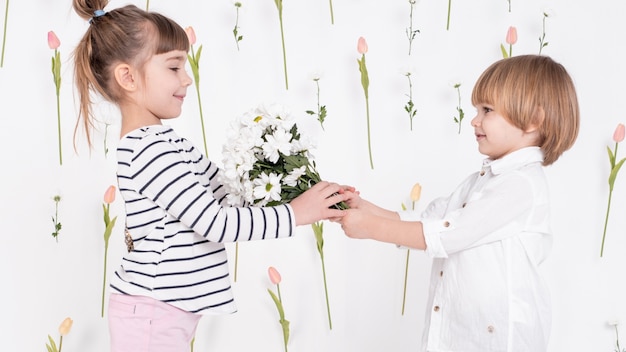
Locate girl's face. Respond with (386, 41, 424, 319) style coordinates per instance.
(471, 103, 539, 160)
(140, 50, 192, 120)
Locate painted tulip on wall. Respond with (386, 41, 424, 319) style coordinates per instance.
(101, 185, 118, 316)
(600, 123, 626, 257)
(185, 26, 208, 156)
(500, 26, 517, 58)
(46, 317, 73, 352)
(356, 36, 374, 169)
(267, 266, 290, 352)
(48, 30, 63, 165)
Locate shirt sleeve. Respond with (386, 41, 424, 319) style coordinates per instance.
(422, 171, 537, 257)
(127, 133, 295, 242)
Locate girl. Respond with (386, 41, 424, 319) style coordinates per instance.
(71, 1, 348, 351)
(337, 55, 579, 351)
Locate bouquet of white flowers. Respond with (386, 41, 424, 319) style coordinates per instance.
(219, 103, 346, 209)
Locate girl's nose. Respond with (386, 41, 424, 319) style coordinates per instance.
(470, 115, 480, 127)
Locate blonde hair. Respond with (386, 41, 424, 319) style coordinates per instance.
(72, 0, 189, 148)
(471, 55, 580, 165)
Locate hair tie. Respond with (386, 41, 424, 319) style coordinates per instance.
(89, 9, 107, 24)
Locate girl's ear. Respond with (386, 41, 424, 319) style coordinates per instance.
(113, 63, 136, 92)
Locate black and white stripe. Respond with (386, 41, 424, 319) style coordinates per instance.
(110, 125, 294, 314)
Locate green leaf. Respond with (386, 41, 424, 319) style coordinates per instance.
(104, 216, 118, 244)
(280, 318, 290, 347)
(268, 288, 285, 320)
(196, 45, 204, 64)
(500, 43, 508, 58)
(358, 55, 370, 96)
(607, 145, 616, 168)
(312, 222, 324, 255)
(46, 335, 58, 352)
(608, 157, 626, 190)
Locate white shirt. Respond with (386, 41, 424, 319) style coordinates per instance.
(399, 147, 552, 352)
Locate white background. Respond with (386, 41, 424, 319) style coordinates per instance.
(0, 0, 624, 351)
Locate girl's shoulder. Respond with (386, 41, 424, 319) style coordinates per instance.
(119, 125, 180, 148)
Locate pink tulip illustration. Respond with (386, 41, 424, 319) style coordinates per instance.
(185, 26, 208, 156)
(1, 0, 9, 67)
(357, 36, 374, 169)
(48, 31, 63, 165)
(601, 123, 626, 257)
(500, 26, 517, 58)
(101, 185, 118, 316)
(267, 266, 290, 352)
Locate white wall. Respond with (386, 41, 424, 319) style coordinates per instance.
(1, 0, 624, 351)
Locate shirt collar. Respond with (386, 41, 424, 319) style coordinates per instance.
(481, 147, 544, 175)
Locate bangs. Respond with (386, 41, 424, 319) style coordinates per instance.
(150, 13, 190, 54)
(471, 61, 508, 107)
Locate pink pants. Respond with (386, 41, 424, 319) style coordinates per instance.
(108, 293, 201, 352)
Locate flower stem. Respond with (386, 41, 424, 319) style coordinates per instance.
(446, 0, 451, 30)
(146, 0, 150, 11)
(401, 249, 410, 315)
(407, 1, 416, 55)
(278, 15, 288, 90)
(234, 6, 241, 51)
(56, 91, 63, 165)
(320, 254, 333, 329)
(329, 0, 334, 24)
(195, 84, 208, 156)
(601, 189, 613, 257)
(59, 335, 64, 352)
(1, 0, 8, 67)
(365, 96, 373, 169)
(101, 243, 108, 317)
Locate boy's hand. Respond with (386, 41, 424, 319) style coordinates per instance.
(290, 181, 348, 225)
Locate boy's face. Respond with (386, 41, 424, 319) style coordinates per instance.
(471, 103, 539, 160)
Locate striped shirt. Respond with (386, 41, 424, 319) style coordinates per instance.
(110, 125, 295, 314)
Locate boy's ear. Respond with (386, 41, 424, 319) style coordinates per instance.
(113, 63, 136, 91)
(525, 106, 545, 133)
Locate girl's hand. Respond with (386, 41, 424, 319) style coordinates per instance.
(290, 181, 348, 225)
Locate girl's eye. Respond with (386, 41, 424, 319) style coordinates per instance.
(483, 106, 493, 113)
(170, 67, 180, 72)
